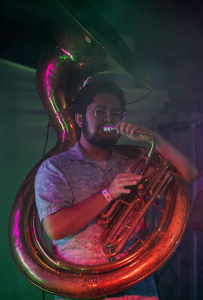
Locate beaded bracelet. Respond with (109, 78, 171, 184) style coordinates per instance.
(101, 189, 113, 203)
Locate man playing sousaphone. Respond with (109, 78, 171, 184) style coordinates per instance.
(35, 80, 197, 300)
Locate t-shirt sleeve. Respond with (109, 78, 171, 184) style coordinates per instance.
(34, 158, 73, 222)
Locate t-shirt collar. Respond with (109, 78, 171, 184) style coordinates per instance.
(67, 141, 129, 168)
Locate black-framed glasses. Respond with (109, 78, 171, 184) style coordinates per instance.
(87, 106, 127, 122)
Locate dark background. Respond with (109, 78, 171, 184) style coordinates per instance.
(1, 0, 203, 111)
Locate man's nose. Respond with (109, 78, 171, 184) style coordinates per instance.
(104, 110, 112, 122)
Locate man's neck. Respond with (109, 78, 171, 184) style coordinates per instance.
(79, 136, 111, 162)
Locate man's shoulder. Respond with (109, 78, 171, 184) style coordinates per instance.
(47, 142, 82, 164)
(36, 145, 80, 178)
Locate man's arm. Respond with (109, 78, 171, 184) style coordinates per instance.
(43, 169, 143, 240)
(153, 132, 197, 182)
(43, 191, 110, 240)
(116, 122, 198, 183)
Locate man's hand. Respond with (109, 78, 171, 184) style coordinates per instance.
(115, 121, 198, 183)
(106, 167, 143, 200)
(116, 122, 152, 142)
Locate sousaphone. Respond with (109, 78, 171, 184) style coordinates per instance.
(8, 0, 189, 298)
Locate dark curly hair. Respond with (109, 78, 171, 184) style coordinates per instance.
(74, 80, 126, 116)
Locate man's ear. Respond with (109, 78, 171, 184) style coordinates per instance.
(75, 113, 83, 128)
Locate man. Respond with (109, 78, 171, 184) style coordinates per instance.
(35, 80, 197, 299)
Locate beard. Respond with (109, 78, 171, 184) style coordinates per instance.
(82, 116, 119, 149)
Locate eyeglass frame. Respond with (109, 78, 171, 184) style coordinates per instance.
(86, 105, 127, 122)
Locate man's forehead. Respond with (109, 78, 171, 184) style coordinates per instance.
(91, 92, 121, 108)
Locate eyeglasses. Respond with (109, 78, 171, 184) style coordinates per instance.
(87, 106, 127, 122)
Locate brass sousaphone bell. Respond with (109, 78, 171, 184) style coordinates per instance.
(8, 0, 189, 298)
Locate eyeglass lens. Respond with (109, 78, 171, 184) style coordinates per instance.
(95, 107, 125, 121)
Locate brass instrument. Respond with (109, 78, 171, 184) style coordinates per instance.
(8, 0, 189, 298)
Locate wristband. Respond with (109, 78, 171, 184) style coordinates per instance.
(101, 189, 113, 203)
